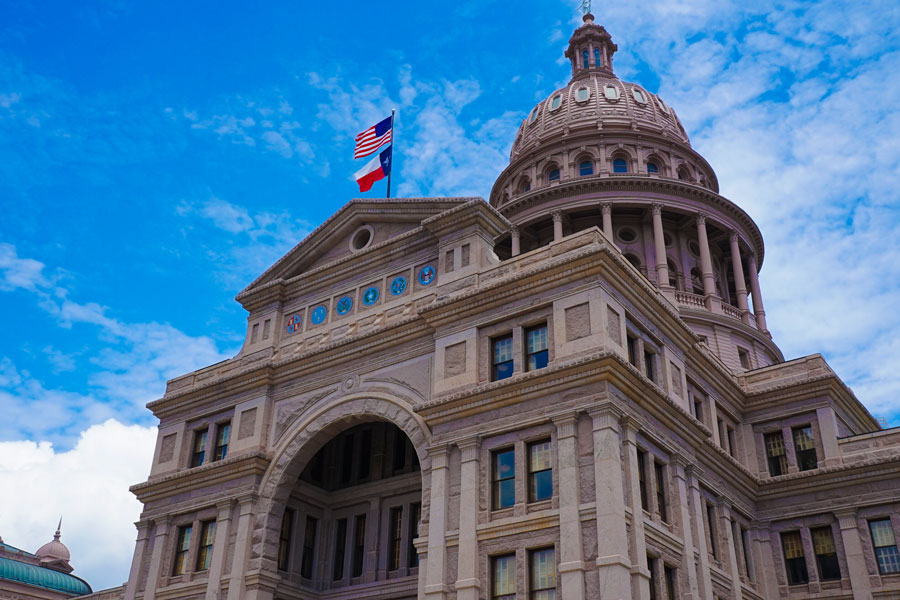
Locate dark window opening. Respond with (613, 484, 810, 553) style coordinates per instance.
(637, 450, 649, 512)
(792, 425, 818, 471)
(388, 507, 403, 571)
(300, 517, 317, 579)
(781, 531, 809, 584)
(613, 158, 628, 173)
(351, 514, 366, 577)
(214, 421, 230, 461)
(765, 431, 788, 477)
(332, 518, 347, 581)
(172, 525, 192, 576)
(408, 503, 421, 568)
(277, 509, 294, 571)
(812, 526, 841, 581)
(190, 429, 208, 468)
(655, 462, 668, 523)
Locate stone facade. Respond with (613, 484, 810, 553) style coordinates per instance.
(96, 13, 900, 600)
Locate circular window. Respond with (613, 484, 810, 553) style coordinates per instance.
(390, 276, 408, 296)
(418, 265, 436, 286)
(604, 85, 619, 101)
(362, 286, 380, 306)
(310, 305, 328, 325)
(336, 296, 353, 316)
(688, 240, 701, 258)
(575, 86, 590, 102)
(618, 227, 638, 243)
(350, 225, 374, 252)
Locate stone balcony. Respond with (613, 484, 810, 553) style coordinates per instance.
(672, 290, 751, 326)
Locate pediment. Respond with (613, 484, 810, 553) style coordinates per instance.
(239, 198, 476, 298)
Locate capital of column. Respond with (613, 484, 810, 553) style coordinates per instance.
(429, 444, 450, 469)
(833, 508, 859, 530)
(509, 225, 520, 236)
(600, 202, 612, 215)
(457, 437, 481, 463)
(696, 212, 708, 226)
(216, 499, 236, 518)
(551, 210, 563, 224)
(729, 230, 740, 244)
(553, 414, 579, 439)
(589, 403, 624, 431)
(651, 203, 663, 217)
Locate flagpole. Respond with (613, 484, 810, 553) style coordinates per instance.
(386, 108, 395, 198)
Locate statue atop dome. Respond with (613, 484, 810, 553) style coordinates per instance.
(579, 0, 591, 16)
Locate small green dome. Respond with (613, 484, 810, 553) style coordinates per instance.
(0, 556, 92, 596)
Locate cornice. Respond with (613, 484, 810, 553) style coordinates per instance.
(130, 452, 270, 503)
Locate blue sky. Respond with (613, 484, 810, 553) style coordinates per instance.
(1, 0, 899, 591)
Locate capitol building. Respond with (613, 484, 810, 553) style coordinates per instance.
(71, 13, 900, 600)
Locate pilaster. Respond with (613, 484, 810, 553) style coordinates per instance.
(621, 416, 651, 599)
(225, 494, 257, 600)
(554, 414, 586, 598)
(424, 445, 450, 600)
(834, 509, 873, 600)
(205, 500, 235, 600)
(123, 520, 153, 600)
(671, 456, 700, 600)
(455, 438, 481, 600)
(142, 517, 172, 600)
(687, 467, 713, 600)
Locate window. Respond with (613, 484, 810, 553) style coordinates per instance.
(741, 527, 753, 580)
(530, 547, 556, 599)
(277, 509, 294, 571)
(647, 162, 659, 174)
(492, 448, 516, 509)
(528, 106, 539, 124)
(408, 503, 421, 568)
(765, 431, 788, 476)
(792, 426, 818, 471)
(172, 525, 192, 576)
(492, 334, 514, 381)
(594, 47, 601, 66)
(581, 49, 589, 68)
(613, 158, 628, 173)
(190, 429, 208, 468)
(528, 440, 552, 502)
(492, 554, 516, 600)
(781, 531, 809, 584)
(664, 565, 677, 599)
(627, 335, 639, 367)
(550, 94, 561, 110)
(388, 507, 403, 570)
(579, 160, 593, 176)
(706, 503, 719, 560)
(812, 526, 841, 580)
(576, 86, 590, 101)
(693, 398, 703, 422)
(648, 556, 658, 600)
(869, 519, 900, 574)
(633, 88, 647, 104)
(637, 450, 649, 512)
(604, 85, 619, 100)
(727, 428, 736, 458)
(657, 96, 670, 114)
(644, 349, 656, 382)
(526, 324, 549, 371)
(351, 514, 366, 577)
(738, 348, 751, 369)
(547, 168, 560, 182)
(332, 518, 347, 580)
(300, 517, 317, 579)
(214, 421, 230, 461)
(654, 462, 668, 523)
(196, 520, 216, 571)
(678, 167, 691, 181)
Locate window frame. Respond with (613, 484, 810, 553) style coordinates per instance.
(792, 425, 818, 471)
(654, 461, 668, 523)
(172, 524, 193, 576)
(811, 526, 841, 581)
(527, 439, 553, 503)
(525, 323, 549, 372)
(195, 520, 216, 572)
(190, 429, 208, 468)
(492, 553, 517, 600)
(781, 530, 810, 585)
(578, 160, 594, 176)
(388, 506, 403, 571)
(764, 431, 788, 476)
(869, 518, 900, 575)
(613, 157, 628, 173)
(277, 508, 295, 572)
(529, 546, 557, 599)
(492, 448, 516, 510)
(213, 420, 231, 462)
(491, 333, 515, 381)
(351, 513, 366, 578)
(300, 516, 318, 579)
(332, 517, 348, 581)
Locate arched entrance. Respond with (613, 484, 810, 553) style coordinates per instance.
(252, 396, 431, 600)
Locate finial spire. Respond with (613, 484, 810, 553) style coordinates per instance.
(54, 517, 62, 541)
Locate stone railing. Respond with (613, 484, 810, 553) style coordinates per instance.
(737, 354, 833, 394)
(719, 300, 742, 320)
(838, 427, 900, 465)
(674, 290, 705, 308)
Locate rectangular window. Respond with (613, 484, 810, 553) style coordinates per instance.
(781, 531, 809, 584)
(358, 429, 372, 480)
(654, 462, 668, 523)
(492, 448, 516, 510)
(811, 526, 841, 581)
(869, 519, 900, 574)
(693, 398, 703, 422)
(637, 450, 649, 512)
(644, 350, 656, 382)
(388, 507, 403, 571)
(530, 547, 556, 600)
(741, 527, 753, 581)
(525, 324, 549, 371)
(727, 428, 736, 459)
(408, 502, 421, 568)
(627, 335, 638, 367)
(492, 554, 516, 600)
(445, 249, 455, 273)
(277, 508, 294, 571)
(340, 433, 355, 483)
(647, 556, 658, 600)
(300, 517, 317, 579)
(251, 322, 259, 343)
(528, 440, 552, 503)
(738, 347, 751, 369)
(664, 565, 677, 599)
(195, 520, 216, 571)
(706, 503, 719, 560)
(792, 426, 818, 471)
(214, 421, 230, 461)
(332, 518, 347, 581)
(190, 429, 208, 468)
(172, 525, 192, 576)
(764, 431, 788, 476)
(351, 514, 366, 577)
(492, 334, 514, 381)
(262, 318, 271, 340)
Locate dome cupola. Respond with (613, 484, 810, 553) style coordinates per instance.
(34, 520, 73, 574)
(565, 13, 617, 81)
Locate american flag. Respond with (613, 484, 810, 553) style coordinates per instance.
(354, 115, 393, 159)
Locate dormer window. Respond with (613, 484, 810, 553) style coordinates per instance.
(594, 48, 601, 66)
(604, 85, 619, 101)
(550, 94, 562, 110)
(575, 86, 590, 102)
(528, 106, 539, 124)
(657, 96, 670, 114)
(633, 89, 647, 104)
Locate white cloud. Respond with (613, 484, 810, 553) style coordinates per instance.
(0, 419, 156, 591)
(0, 243, 50, 291)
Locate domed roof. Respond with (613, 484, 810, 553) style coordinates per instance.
(510, 13, 690, 160)
(0, 556, 91, 596)
(35, 521, 72, 572)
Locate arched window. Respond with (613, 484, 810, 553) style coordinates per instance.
(579, 160, 593, 176)
(548, 168, 560, 183)
(677, 166, 691, 181)
(594, 48, 601, 66)
(613, 158, 628, 173)
(517, 178, 531, 193)
(625, 253, 642, 270)
(647, 162, 659, 174)
(582, 49, 589, 69)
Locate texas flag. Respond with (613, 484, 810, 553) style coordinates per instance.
(354, 146, 392, 193)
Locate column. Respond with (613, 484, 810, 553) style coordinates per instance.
(746, 253, 768, 332)
(424, 445, 450, 600)
(671, 459, 700, 600)
(455, 439, 481, 600)
(696, 214, 716, 308)
(749, 527, 781, 600)
(364, 497, 381, 582)
(205, 501, 234, 600)
(687, 468, 714, 600)
(622, 417, 651, 599)
(590, 407, 632, 599)
(601, 202, 614, 240)
(554, 415, 586, 598)
(552, 210, 564, 242)
(123, 520, 152, 600)
(142, 517, 171, 600)
(815, 407, 842, 467)
(707, 399, 721, 447)
(729, 232, 751, 324)
(719, 502, 743, 600)
(835, 510, 873, 600)
(226, 495, 256, 600)
(510, 226, 521, 257)
(651, 204, 670, 290)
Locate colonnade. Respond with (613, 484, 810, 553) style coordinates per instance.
(507, 205, 768, 332)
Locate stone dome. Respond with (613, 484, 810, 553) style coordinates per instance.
(34, 521, 73, 573)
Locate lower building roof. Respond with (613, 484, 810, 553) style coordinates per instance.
(0, 555, 91, 596)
